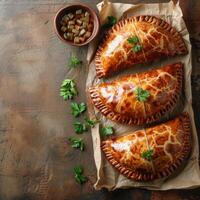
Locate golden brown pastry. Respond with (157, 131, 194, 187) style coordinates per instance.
(95, 16, 187, 78)
(89, 63, 183, 125)
(101, 113, 191, 181)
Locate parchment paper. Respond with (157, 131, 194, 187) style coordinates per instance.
(86, 0, 200, 190)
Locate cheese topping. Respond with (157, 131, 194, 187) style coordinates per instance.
(111, 141, 132, 151)
(105, 35, 126, 56)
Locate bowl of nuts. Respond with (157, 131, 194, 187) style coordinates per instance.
(54, 3, 100, 46)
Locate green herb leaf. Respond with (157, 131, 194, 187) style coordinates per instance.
(71, 102, 87, 117)
(60, 79, 77, 100)
(79, 102, 87, 113)
(101, 126, 114, 136)
(84, 117, 98, 128)
(133, 44, 142, 52)
(103, 16, 117, 28)
(127, 36, 142, 53)
(135, 87, 150, 102)
(74, 166, 83, 175)
(75, 173, 87, 184)
(127, 36, 139, 44)
(69, 55, 82, 68)
(141, 149, 154, 161)
(68, 137, 84, 151)
(74, 122, 87, 134)
(73, 166, 87, 184)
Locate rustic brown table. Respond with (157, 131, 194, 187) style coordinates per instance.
(0, 0, 199, 199)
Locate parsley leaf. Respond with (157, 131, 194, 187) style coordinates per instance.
(84, 117, 98, 128)
(74, 122, 87, 134)
(135, 87, 150, 102)
(73, 166, 87, 184)
(74, 166, 83, 174)
(141, 149, 154, 161)
(68, 137, 84, 151)
(103, 16, 117, 28)
(133, 44, 142, 52)
(60, 79, 77, 100)
(101, 126, 114, 136)
(71, 102, 87, 117)
(69, 55, 82, 68)
(127, 36, 139, 44)
(127, 36, 142, 53)
(73, 118, 98, 134)
(75, 173, 87, 184)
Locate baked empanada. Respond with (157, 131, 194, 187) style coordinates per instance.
(89, 63, 183, 125)
(95, 16, 187, 78)
(101, 113, 191, 181)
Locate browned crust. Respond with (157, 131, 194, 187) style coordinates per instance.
(89, 62, 183, 125)
(154, 113, 192, 180)
(95, 16, 188, 79)
(101, 113, 191, 181)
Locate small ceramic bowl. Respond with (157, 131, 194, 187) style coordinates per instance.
(54, 3, 100, 46)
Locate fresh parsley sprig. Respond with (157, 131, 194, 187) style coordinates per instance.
(68, 137, 84, 151)
(69, 55, 82, 68)
(141, 149, 154, 161)
(103, 16, 117, 28)
(74, 122, 88, 134)
(127, 35, 142, 53)
(73, 166, 87, 184)
(101, 126, 114, 137)
(71, 102, 86, 117)
(73, 118, 98, 134)
(60, 79, 77, 100)
(127, 36, 139, 44)
(133, 44, 142, 52)
(135, 87, 150, 102)
(84, 117, 99, 128)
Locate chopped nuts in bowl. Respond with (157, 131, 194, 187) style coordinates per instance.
(54, 4, 100, 46)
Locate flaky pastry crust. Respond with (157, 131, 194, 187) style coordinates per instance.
(89, 63, 183, 125)
(101, 113, 191, 181)
(95, 16, 187, 78)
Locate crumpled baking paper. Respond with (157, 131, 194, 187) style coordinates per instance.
(86, 0, 200, 190)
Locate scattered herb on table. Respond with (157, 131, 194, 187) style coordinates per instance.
(73, 166, 87, 184)
(127, 35, 142, 53)
(141, 149, 154, 161)
(68, 55, 82, 68)
(135, 87, 150, 102)
(74, 122, 88, 134)
(60, 79, 77, 100)
(68, 137, 84, 151)
(101, 126, 114, 136)
(84, 117, 98, 128)
(103, 16, 117, 28)
(71, 102, 87, 117)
